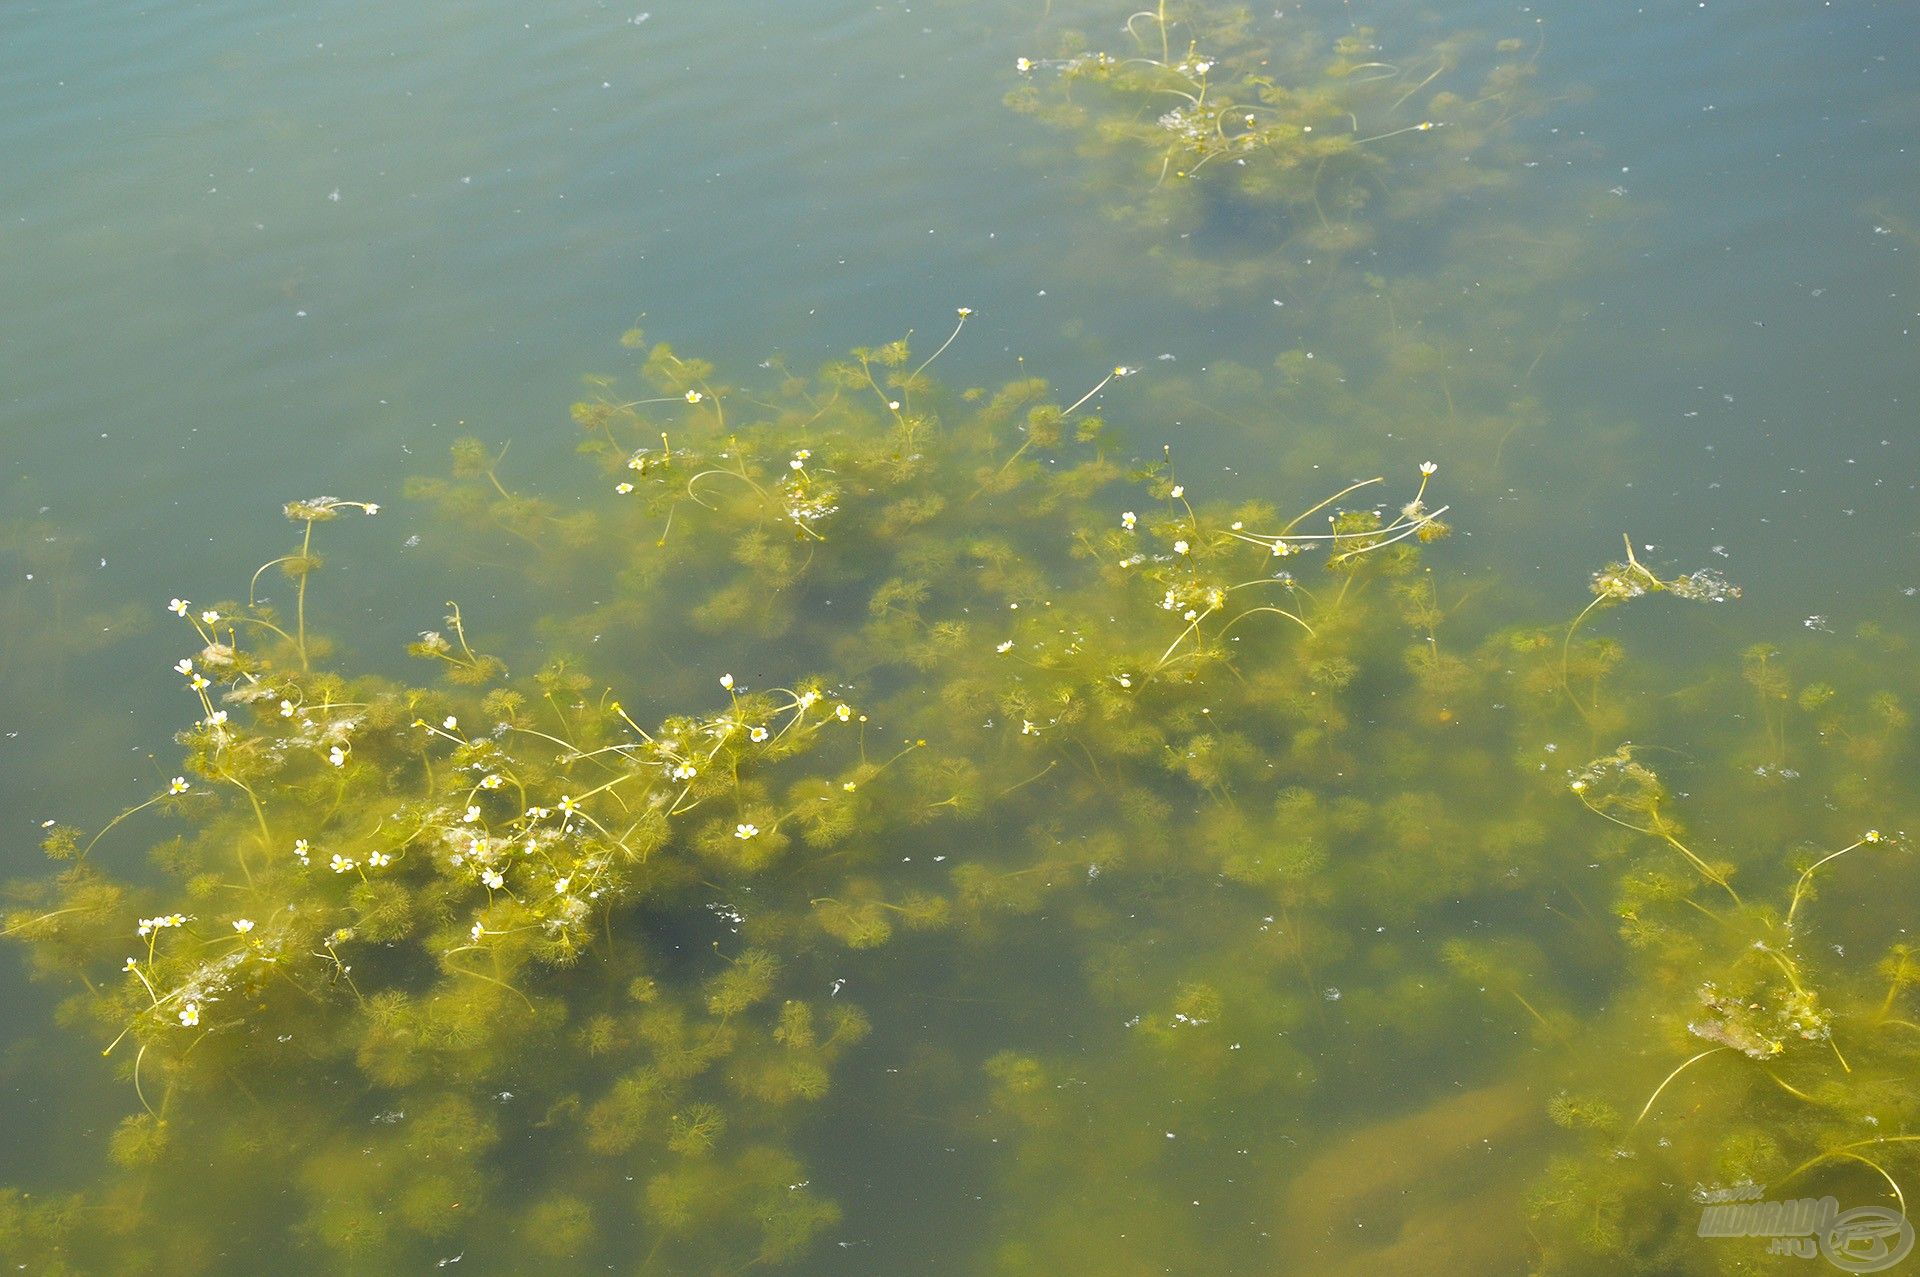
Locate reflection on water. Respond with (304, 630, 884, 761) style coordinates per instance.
(1, 0, 1916, 1272)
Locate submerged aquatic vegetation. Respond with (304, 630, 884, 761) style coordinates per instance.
(1007, 2, 1558, 302)
(3, 325, 1911, 1273)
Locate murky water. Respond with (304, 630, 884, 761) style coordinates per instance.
(3, 1, 1917, 1272)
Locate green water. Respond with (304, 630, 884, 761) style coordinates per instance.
(3, 0, 1917, 1272)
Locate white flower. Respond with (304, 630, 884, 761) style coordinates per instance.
(719, 673, 734, 690)
(685, 389, 704, 403)
(671, 763, 698, 782)
(470, 922, 485, 942)
(834, 704, 853, 722)
(1121, 511, 1137, 531)
(293, 839, 310, 864)
(1419, 461, 1438, 476)
(553, 877, 571, 895)
(367, 850, 391, 867)
(997, 641, 1015, 654)
(1021, 720, 1038, 735)
(328, 746, 347, 767)
(173, 658, 194, 675)
(479, 774, 504, 790)
(443, 715, 458, 730)
(232, 918, 255, 934)
(1118, 675, 1133, 689)
(330, 853, 354, 873)
(168, 776, 191, 795)
(363, 502, 380, 515)
(123, 956, 139, 971)
(526, 805, 552, 819)
(957, 306, 973, 317)
(178, 1002, 200, 1027)
(1173, 540, 1190, 555)
(200, 610, 221, 625)
(1015, 56, 1033, 72)
(558, 796, 577, 816)
(888, 400, 901, 411)
(735, 823, 760, 840)
(1169, 485, 1184, 499)
(749, 726, 769, 743)
(463, 805, 481, 823)
(797, 689, 820, 710)
(279, 698, 296, 717)
(481, 868, 505, 890)
(615, 481, 635, 494)
(1193, 60, 1213, 74)
(206, 710, 228, 726)
(168, 598, 190, 616)
(189, 674, 211, 691)
(1183, 609, 1198, 621)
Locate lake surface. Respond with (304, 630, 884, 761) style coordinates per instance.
(3, 0, 1917, 1272)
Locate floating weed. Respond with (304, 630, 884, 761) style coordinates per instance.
(5, 311, 1912, 1273)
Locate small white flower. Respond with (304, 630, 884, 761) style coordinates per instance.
(1169, 485, 1184, 499)
(558, 796, 577, 816)
(671, 764, 698, 782)
(443, 715, 459, 730)
(735, 823, 760, 840)
(173, 658, 194, 675)
(200, 610, 221, 625)
(553, 877, 571, 895)
(797, 689, 820, 710)
(232, 918, 255, 934)
(1419, 461, 1438, 476)
(481, 868, 505, 890)
(179, 1002, 200, 1027)
(719, 673, 734, 690)
(367, 850, 391, 867)
(123, 956, 139, 971)
(279, 698, 296, 717)
(1118, 675, 1133, 689)
(685, 389, 704, 403)
(1121, 511, 1137, 531)
(834, 704, 853, 722)
(1015, 56, 1033, 72)
(190, 674, 211, 691)
(888, 400, 901, 411)
(1173, 540, 1190, 555)
(470, 922, 485, 942)
(749, 726, 769, 743)
(363, 503, 380, 515)
(957, 306, 973, 317)
(293, 838, 311, 864)
(328, 746, 347, 767)
(207, 710, 228, 726)
(615, 481, 635, 494)
(463, 805, 481, 823)
(168, 598, 190, 616)
(997, 640, 1015, 654)
(168, 776, 191, 795)
(1021, 720, 1038, 736)
(1193, 60, 1213, 74)
(330, 853, 354, 873)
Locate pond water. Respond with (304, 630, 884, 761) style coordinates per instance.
(2, 0, 1917, 1272)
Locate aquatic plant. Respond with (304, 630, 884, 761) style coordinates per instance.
(1006, 2, 1557, 302)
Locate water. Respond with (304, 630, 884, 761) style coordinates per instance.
(2, 0, 1917, 1272)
